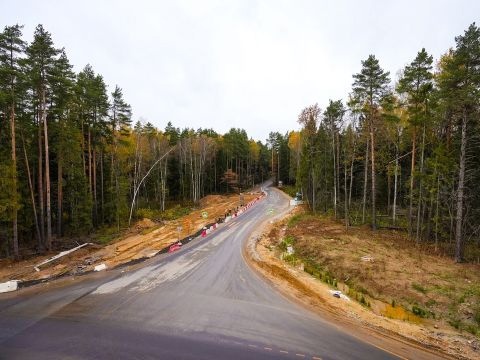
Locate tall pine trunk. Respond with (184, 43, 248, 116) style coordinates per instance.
(362, 138, 369, 223)
(42, 87, 52, 250)
(409, 127, 416, 237)
(10, 98, 18, 257)
(332, 124, 337, 219)
(370, 120, 377, 230)
(348, 136, 356, 208)
(37, 109, 45, 249)
(344, 147, 349, 229)
(336, 132, 340, 218)
(21, 132, 42, 248)
(88, 128, 92, 195)
(387, 166, 391, 215)
(93, 147, 97, 225)
(454, 110, 467, 262)
(100, 149, 104, 224)
(416, 123, 426, 242)
(393, 143, 399, 225)
(57, 150, 63, 237)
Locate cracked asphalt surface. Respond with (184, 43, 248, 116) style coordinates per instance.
(0, 186, 403, 360)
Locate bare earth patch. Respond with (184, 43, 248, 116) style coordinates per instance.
(245, 200, 480, 360)
(0, 192, 259, 283)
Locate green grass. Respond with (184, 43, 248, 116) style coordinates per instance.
(279, 184, 298, 198)
(287, 213, 321, 227)
(162, 205, 191, 220)
(448, 318, 480, 335)
(412, 283, 428, 294)
(136, 205, 192, 222)
(288, 213, 304, 227)
(136, 207, 162, 220)
(93, 226, 122, 245)
(278, 235, 295, 251)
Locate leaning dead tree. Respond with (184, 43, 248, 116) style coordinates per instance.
(128, 146, 176, 225)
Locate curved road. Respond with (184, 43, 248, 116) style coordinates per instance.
(0, 187, 427, 359)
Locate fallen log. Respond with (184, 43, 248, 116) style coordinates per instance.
(34, 243, 93, 272)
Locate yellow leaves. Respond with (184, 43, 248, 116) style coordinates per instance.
(288, 131, 301, 152)
(249, 140, 260, 162)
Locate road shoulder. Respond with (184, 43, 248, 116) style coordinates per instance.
(243, 188, 462, 360)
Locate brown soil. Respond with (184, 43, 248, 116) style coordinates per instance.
(0, 192, 259, 283)
(245, 199, 480, 360)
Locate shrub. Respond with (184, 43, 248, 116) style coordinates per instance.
(136, 208, 160, 220)
(474, 307, 480, 325)
(162, 205, 191, 220)
(279, 235, 295, 251)
(448, 318, 461, 329)
(465, 324, 479, 336)
(411, 304, 434, 318)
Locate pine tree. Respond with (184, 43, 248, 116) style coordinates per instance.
(109, 85, 131, 230)
(0, 24, 26, 257)
(352, 55, 390, 230)
(437, 23, 480, 262)
(297, 104, 321, 211)
(50, 49, 75, 237)
(75, 65, 109, 226)
(25, 24, 59, 250)
(324, 100, 346, 219)
(397, 48, 434, 240)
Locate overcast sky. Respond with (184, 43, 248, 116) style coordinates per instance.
(2, 0, 479, 141)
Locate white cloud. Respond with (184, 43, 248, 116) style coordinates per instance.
(2, 0, 479, 141)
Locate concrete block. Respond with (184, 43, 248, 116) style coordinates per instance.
(94, 263, 107, 272)
(0, 280, 18, 293)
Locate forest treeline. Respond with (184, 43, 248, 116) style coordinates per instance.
(2, 23, 479, 263)
(0, 24, 271, 258)
(270, 23, 480, 263)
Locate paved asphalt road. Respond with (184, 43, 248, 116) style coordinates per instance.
(0, 186, 429, 360)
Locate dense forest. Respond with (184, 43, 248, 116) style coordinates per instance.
(0, 24, 271, 258)
(270, 23, 480, 263)
(1, 23, 480, 264)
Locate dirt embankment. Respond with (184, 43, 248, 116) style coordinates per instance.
(245, 204, 480, 360)
(0, 192, 259, 283)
